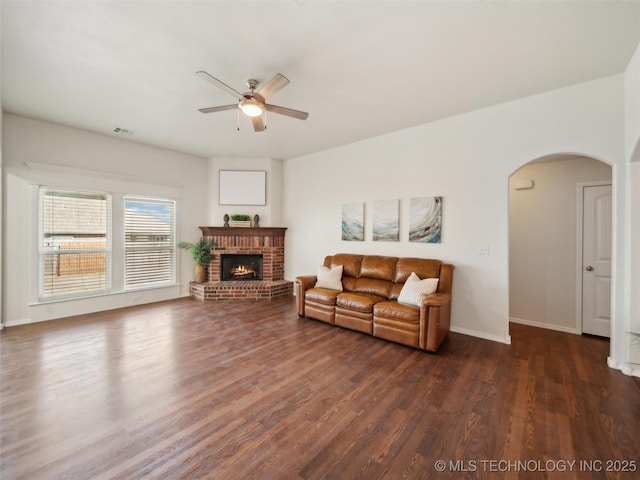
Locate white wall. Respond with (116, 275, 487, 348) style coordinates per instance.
(283, 74, 627, 346)
(2, 114, 208, 325)
(622, 42, 640, 374)
(509, 157, 611, 333)
(625, 42, 640, 164)
(628, 161, 640, 369)
(625, 44, 640, 369)
(0, 106, 3, 328)
(625, 42, 640, 336)
(206, 157, 283, 227)
(630, 162, 640, 334)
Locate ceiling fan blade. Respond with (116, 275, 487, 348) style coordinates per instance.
(257, 74, 290, 100)
(198, 104, 238, 114)
(265, 104, 309, 120)
(196, 71, 245, 101)
(251, 116, 266, 132)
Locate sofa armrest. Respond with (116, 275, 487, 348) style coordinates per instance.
(422, 292, 451, 307)
(294, 275, 317, 316)
(419, 292, 452, 352)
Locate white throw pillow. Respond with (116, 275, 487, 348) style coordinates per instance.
(397, 272, 439, 306)
(315, 264, 344, 291)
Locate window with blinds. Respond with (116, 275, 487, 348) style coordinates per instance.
(124, 196, 176, 289)
(40, 187, 111, 299)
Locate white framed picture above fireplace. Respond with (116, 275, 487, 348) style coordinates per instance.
(219, 170, 267, 206)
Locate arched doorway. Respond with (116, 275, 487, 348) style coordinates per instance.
(508, 154, 612, 336)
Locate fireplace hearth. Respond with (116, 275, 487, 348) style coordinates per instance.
(221, 254, 263, 281)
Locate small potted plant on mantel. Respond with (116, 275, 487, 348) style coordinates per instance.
(177, 238, 214, 283)
(230, 214, 252, 228)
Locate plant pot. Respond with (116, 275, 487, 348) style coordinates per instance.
(195, 264, 207, 283)
(230, 220, 251, 228)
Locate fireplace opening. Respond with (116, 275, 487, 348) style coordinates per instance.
(221, 254, 263, 281)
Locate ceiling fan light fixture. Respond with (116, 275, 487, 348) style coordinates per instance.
(240, 98, 264, 117)
(197, 71, 308, 131)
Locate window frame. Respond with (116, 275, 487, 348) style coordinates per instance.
(38, 186, 112, 301)
(123, 195, 177, 290)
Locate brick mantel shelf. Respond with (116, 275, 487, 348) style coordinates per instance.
(190, 226, 292, 301)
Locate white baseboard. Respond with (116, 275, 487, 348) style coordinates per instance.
(450, 326, 510, 345)
(5, 317, 32, 327)
(509, 316, 580, 335)
(608, 356, 640, 378)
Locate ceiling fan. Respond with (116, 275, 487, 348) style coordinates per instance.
(196, 71, 309, 132)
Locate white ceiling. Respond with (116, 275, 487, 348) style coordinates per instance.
(2, 1, 639, 160)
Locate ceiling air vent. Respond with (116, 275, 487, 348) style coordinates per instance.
(113, 127, 134, 136)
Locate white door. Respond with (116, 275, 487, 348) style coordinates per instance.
(581, 184, 612, 337)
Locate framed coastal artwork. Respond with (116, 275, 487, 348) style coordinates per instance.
(342, 202, 364, 241)
(409, 196, 442, 243)
(372, 199, 399, 242)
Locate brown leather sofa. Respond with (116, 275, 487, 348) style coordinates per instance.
(295, 254, 454, 352)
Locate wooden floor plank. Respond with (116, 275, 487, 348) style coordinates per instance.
(1, 297, 639, 479)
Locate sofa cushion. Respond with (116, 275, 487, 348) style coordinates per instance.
(305, 288, 340, 306)
(354, 277, 393, 298)
(394, 258, 441, 284)
(315, 264, 343, 291)
(374, 300, 420, 323)
(359, 255, 398, 281)
(397, 272, 439, 306)
(328, 254, 363, 278)
(389, 283, 403, 301)
(337, 292, 386, 313)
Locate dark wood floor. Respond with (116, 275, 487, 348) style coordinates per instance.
(1, 297, 639, 480)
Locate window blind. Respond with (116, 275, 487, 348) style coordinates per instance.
(39, 187, 111, 299)
(124, 196, 176, 288)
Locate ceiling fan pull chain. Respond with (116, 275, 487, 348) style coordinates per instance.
(264, 110, 267, 130)
(237, 108, 240, 131)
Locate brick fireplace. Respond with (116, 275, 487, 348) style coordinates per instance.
(189, 227, 293, 301)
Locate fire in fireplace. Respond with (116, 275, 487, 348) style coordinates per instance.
(220, 254, 263, 281)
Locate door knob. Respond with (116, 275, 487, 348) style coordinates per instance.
(585, 266, 594, 271)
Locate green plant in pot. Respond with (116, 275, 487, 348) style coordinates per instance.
(230, 214, 252, 227)
(177, 238, 214, 283)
